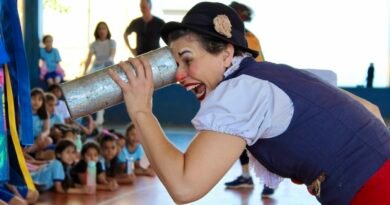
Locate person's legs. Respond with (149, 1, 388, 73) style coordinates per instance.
(96, 109, 105, 126)
(225, 150, 253, 188)
(54, 76, 62, 84)
(0, 184, 27, 205)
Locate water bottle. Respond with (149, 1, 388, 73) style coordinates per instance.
(126, 157, 135, 175)
(60, 46, 177, 119)
(86, 161, 96, 188)
(75, 134, 82, 153)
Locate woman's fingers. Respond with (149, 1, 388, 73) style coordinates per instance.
(108, 66, 128, 90)
(139, 57, 153, 82)
(128, 58, 146, 81)
(119, 61, 136, 84)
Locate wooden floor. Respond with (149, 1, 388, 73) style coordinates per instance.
(34, 127, 320, 205)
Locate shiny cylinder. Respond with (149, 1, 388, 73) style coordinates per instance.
(60, 46, 177, 119)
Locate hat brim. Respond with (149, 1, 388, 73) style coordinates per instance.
(161, 22, 259, 58)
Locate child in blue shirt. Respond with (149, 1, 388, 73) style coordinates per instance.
(39, 35, 65, 86)
(118, 123, 155, 177)
(31, 140, 94, 194)
(26, 88, 52, 158)
(99, 133, 135, 185)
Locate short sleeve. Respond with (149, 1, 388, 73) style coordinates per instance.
(117, 148, 127, 163)
(134, 145, 144, 161)
(54, 48, 61, 62)
(52, 160, 65, 181)
(110, 40, 116, 49)
(192, 75, 293, 145)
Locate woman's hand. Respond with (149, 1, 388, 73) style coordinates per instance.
(108, 58, 154, 117)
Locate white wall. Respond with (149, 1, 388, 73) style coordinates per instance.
(42, 0, 390, 87)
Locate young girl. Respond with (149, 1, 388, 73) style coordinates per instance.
(72, 141, 118, 191)
(27, 88, 52, 156)
(118, 123, 155, 177)
(39, 35, 65, 86)
(99, 134, 135, 184)
(83, 21, 116, 125)
(30, 139, 94, 194)
(47, 84, 70, 122)
(45, 93, 64, 127)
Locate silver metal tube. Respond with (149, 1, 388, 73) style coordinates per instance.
(60, 46, 177, 119)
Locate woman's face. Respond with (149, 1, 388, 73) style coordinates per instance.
(84, 147, 99, 162)
(170, 34, 233, 101)
(102, 140, 118, 161)
(97, 24, 108, 40)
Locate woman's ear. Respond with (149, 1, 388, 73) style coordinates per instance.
(222, 44, 234, 68)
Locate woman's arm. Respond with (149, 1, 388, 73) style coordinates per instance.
(109, 58, 246, 204)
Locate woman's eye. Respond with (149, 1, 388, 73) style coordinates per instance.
(185, 59, 192, 66)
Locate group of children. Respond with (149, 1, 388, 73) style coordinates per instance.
(1, 84, 155, 204)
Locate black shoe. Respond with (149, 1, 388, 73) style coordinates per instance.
(225, 176, 254, 189)
(261, 185, 275, 198)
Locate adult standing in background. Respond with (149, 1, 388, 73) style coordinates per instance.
(366, 62, 374, 88)
(123, 0, 165, 56)
(83, 21, 116, 126)
(83, 21, 116, 75)
(225, 1, 275, 198)
(230, 1, 264, 62)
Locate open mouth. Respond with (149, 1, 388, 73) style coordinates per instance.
(184, 83, 207, 101)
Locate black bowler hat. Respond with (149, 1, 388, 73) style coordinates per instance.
(160, 2, 259, 58)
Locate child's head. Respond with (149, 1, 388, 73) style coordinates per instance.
(94, 22, 111, 41)
(81, 141, 101, 163)
(47, 84, 64, 99)
(42, 35, 53, 50)
(55, 139, 77, 165)
(109, 129, 126, 149)
(45, 92, 57, 115)
(100, 134, 118, 161)
(31, 87, 48, 119)
(125, 123, 140, 146)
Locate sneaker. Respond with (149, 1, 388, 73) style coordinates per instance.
(225, 176, 254, 189)
(261, 185, 275, 198)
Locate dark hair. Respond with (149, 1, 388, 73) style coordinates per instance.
(42, 35, 52, 43)
(167, 29, 245, 56)
(94, 21, 111, 40)
(31, 87, 48, 120)
(47, 84, 62, 93)
(99, 133, 117, 146)
(55, 139, 76, 190)
(229, 1, 253, 22)
(125, 122, 135, 137)
(81, 141, 101, 157)
(142, 0, 152, 7)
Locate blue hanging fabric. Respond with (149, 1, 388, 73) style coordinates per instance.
(0, 42, 10, 183)
(2, 0, 34, 145)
